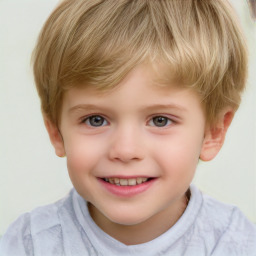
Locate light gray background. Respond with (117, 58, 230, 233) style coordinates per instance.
(0, 0, 255, 236)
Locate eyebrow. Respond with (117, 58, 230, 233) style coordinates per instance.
(140, 104, 187, 112)
(68, 103, 187, 113)
(68, 104, 111, 113)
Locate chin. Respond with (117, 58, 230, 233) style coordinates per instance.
(105, 210, 151, 226)
(90, 201, 157, 227)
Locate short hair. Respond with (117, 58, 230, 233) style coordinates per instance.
(32, 0, 248, 126)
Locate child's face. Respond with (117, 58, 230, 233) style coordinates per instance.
(50, 65, 215, 228)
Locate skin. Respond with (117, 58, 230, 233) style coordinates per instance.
(45, 64, 233, 245)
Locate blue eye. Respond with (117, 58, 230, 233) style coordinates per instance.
(149, 116, 172, 127)
(84, 115, 108, 127)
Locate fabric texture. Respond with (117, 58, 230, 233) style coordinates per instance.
(1, 185, 256, 256)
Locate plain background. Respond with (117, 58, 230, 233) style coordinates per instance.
(0, 0, 255, 236)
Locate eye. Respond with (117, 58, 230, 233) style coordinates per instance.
(83, 115, 108, 127)
(148, 116, 172, 127)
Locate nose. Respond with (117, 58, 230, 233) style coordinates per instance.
(108, 125, 145, 163)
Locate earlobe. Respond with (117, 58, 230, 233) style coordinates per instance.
(44, 117, 66, 157)
(200, 110, 234, 161)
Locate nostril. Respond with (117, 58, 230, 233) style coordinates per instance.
(108, 131, 145, 162)
(109, 151, 144, 163)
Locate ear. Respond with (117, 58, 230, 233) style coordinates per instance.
(44, 117, 66, 157)
(200, 109, 234, 161)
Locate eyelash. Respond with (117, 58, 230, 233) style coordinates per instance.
(82, 115, 108, 127)
(148, 116, 174, 127)
(81, 115, 176, 128)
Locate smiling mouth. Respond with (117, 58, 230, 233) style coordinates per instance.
(102, 177, 153, 186)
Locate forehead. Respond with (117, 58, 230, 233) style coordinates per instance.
(65, 62, 187, 96)
(61, 64, 204, 114)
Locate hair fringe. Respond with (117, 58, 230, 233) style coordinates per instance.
(32, 0, 248, 126)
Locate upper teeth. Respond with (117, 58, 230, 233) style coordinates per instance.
(104, 177, 148, 186)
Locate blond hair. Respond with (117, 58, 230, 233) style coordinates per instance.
(32, 0, 248, 126)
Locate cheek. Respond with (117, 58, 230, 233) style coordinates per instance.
(65, 136, 105, 175)
(154, 131, 203, 174)
(64, 136, 107, 199)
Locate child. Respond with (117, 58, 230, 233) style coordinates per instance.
(1, 0, 256, 255)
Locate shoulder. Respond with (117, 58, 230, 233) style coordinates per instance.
(0, 190, 75, 256)
(0, 212, 33, 256)
(194, 187, 256, 255)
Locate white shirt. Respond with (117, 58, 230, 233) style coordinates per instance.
(1, 184, 256, 256)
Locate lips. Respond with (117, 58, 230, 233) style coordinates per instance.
(98, 177, 157, 197)
(103, 177, 149, 186)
